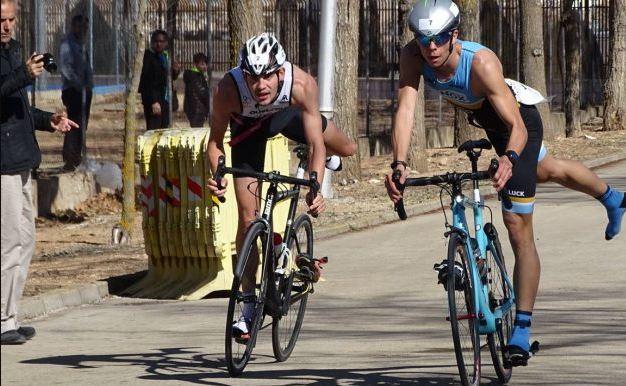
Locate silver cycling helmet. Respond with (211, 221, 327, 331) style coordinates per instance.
(408, 0, 460, 38)
(238, 33, 286, 76)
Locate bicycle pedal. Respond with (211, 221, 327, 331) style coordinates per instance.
(529, 340, 540, 355)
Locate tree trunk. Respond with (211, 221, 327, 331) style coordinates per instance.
(119, 0, 148, 242)
(519, 0, 557, 138)
(454, 0, 482, 146)
(563, 0, 582, 137)
(603, 0, 626, 131)
(227, 1, 264, 67)
(334, 0, 361, 180)
(399, 0, 427, 172)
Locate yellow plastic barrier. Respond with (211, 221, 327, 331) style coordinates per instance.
(126, 128, 291, 300)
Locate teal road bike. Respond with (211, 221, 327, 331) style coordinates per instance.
(393, 139, 537, 386)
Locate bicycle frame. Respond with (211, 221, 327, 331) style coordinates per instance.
(447, 159, 515, 335)
(216, 149, 314, 318)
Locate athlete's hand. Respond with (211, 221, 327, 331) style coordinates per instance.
(151, 102, 161, 116)
(492, 155, 513, 192)
(306, 191, 325, 216)
(384, 166, 408, 204)
(207, 176, 228, 198)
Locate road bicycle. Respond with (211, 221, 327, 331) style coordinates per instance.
(214, 145, 326, 376)
(393, 139, 537, 385)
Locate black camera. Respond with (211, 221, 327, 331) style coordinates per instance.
(38, 53, 57, 72)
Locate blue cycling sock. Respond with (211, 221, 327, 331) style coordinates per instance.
(598, 186, 626, 240)
(509, 311, 532, 351)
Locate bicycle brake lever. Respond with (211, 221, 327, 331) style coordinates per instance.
(214, 155, 226, 203)
(392, 169, 407, 220)
(488, 158, 512, 210)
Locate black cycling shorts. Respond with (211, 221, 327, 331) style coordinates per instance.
(472, 102, 544, 214)
(230, 107, 328, 173)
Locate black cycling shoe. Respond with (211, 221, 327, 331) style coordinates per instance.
(504, 341, 540, 368)
(433, 259, 466, 291)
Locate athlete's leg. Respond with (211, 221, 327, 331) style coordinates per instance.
(504, 212, 540, 313)
(503, 210, 540, 354)
(536, 154, 606, 196)
(234, 177, 261, 295)
(322, 121, 357, 157)
(537, 153, 625, 240)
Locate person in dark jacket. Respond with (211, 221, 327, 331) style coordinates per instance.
(183, 52, 210, 127)
(1, 0, 77, 345)
(138, 30, 180, 130)
(59, 14, 93, 171)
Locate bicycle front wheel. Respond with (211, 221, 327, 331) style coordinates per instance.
(272, 214, 312, 362)
(485, 223, 513, 383)
(447, 233, 481, 386)
(225, 221, 270, 376)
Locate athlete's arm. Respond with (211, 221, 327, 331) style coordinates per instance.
(291, 66, 326, 185)
(471, 50, 527, 191)
(206, 75, 237, 196)
(385, 41, 423, 203)
(291, 65, 326, 215)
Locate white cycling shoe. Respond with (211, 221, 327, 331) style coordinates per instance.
(325, 155, 342, 171)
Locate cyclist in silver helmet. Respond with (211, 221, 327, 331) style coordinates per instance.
(385, 0, 624, 366)
(207, 33, 357, 342)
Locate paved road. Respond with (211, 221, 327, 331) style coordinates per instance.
(2, 161, 625, 386)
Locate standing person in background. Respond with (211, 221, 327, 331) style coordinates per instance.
(1, 0, 78, 345)
(183, 52, 210, 127)
(59, 14, 93, 171)
(138, 29, 181, 130)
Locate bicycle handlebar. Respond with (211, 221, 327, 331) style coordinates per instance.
(392, 158, 511, 220)
(213, 155, 320, 208)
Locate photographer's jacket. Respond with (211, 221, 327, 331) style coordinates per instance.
(1, 39, 54, 174)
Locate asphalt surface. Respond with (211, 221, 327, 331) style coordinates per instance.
(2, 160, 625, 386)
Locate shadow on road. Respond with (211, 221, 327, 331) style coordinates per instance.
(20, 347, 504, 385)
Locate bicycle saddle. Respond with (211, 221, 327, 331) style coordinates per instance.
(457, 138, 492, 153)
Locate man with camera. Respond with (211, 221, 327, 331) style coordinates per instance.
(1, 0, 78, 345)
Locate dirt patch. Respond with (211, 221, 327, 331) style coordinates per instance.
(25, 125, 626, 298)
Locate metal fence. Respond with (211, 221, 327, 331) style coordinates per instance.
(15, 0, 614, 146)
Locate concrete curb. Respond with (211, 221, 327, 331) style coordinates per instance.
(20, 282, 109, 321)
(582, 150, 626, 169)
(20, 152, 626, 320)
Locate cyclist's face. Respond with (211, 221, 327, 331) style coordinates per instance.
(418, 29, 458, 68)
(244, 68, 282, 105)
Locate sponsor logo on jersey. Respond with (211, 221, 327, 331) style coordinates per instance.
(507, 190, 526, 197)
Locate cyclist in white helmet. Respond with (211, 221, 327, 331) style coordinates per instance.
(206, 33, 356, 341)
(384, 0, 624, 366)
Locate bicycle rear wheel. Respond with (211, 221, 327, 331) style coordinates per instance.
(225, 221, 269, 376)
(447, 233, 481, 386)
(272, 214, 312, 361)
(485, 223, 513, 383)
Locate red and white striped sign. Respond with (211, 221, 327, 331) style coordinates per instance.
(187, 176, 203, 202)
(139, 175, 155, 216)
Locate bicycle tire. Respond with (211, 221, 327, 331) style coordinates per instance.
(225, 221, 270, 376)
(272, 214, 312, 361)
(447, 233, 481, 386)
(485, 224, 513, 383)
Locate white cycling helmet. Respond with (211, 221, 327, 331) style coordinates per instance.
(239, 33, 286, 76)
(408, 0, 460, 39)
